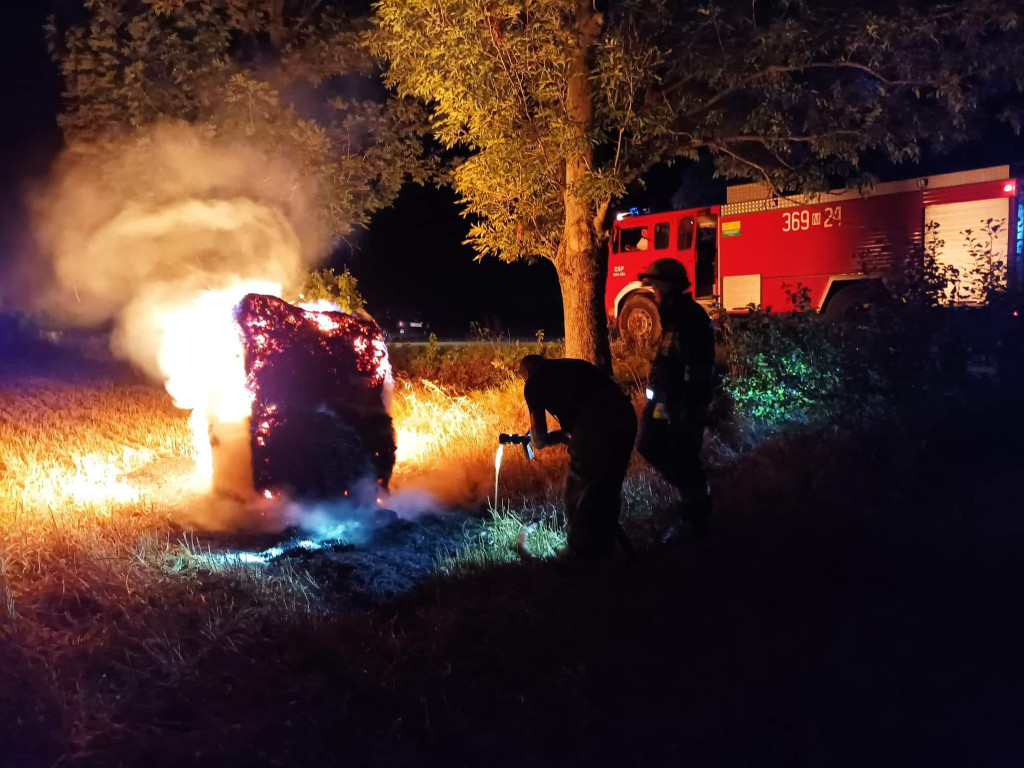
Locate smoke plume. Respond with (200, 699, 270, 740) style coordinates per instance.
(23, 121, 451, 534)
(30, 121, 328, 368)
(24, 122, 337, 526)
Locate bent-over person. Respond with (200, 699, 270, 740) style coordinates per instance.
(519, 355, 637, 559)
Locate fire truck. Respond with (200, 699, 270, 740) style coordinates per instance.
(606, 165, 1023, 339)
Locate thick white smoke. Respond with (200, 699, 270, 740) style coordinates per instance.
(29, 121, 330, 501)
(31, 121, 327, 348)
(24, 121, 440, 534)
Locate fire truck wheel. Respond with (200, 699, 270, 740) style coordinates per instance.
(823, 282, 882, 321)
(619, 293, 662, 346)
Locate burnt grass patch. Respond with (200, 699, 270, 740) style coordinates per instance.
(283, 513, 482, 604)
(5, 394, 1022, 768)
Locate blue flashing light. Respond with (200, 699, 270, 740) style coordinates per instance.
(1016, 203, 1023, 256)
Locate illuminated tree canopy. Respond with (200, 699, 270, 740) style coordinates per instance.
(372, 0, 1023, 364)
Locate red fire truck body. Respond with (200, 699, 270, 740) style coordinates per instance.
(607, 166, 1022, 338)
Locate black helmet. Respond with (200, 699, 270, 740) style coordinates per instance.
(639, 259, 691, 289)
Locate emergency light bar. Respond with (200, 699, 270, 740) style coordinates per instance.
(615, 207, 651, 221)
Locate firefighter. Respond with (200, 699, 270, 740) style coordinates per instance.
(636, 259, 716, 536)
(518, 355, 637, 559)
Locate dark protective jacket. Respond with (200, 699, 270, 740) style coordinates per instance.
(523, 356, 638, 558)
(649, 292, 715, 414)
(523, 357, 629, 432)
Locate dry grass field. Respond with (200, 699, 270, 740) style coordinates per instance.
(0, 342, 627, 765)
(3, 332, 1020, 768)
(0, 361, 559, 591)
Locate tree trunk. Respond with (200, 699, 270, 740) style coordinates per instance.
(556, 236, 611, 370)
(558, 2, 610, 371)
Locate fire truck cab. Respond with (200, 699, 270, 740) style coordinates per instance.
(607, 166, 1023, 340)
(606, 206, 721, 340)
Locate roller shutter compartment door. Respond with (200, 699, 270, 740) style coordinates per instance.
(722, 274, 761, 311)
(925, 197, 1010, 304)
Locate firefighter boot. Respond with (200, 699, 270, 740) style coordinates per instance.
(679, 490, 713, 538)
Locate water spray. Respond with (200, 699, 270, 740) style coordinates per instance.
(494, 433, 533, 503)
(494, 443, 503, 504)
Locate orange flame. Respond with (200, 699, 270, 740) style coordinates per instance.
(156, 281, 282, 485)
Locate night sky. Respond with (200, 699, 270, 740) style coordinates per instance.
(0, 4, 64, 302)
(2, 3, 1021, 338)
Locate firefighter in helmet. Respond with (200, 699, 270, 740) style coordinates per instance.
(636, 259, 715, 535)
(518, 355, 637, 558)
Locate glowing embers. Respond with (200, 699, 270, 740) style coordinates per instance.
(236, 294, 396, 502)
(311, 313, 338, 333)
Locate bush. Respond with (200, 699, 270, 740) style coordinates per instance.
(717, 297, 1021, 431)
(718, 306, 845, 425)
(711, 215, 1024, 430)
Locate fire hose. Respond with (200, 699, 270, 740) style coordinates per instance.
(494, 432, 632, 557)
(497, 432, 534, 459)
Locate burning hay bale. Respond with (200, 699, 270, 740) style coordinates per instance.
(236, 294, 395, 502)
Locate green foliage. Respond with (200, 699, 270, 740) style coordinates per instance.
(373, 0, 579, 263)
(372, 0, 1024, 258)
(47, 0, 431, 240)
(719, 308, 844, 425)
(712, 216, 1024, 429)
(297, 268, 365, 314)
(716, 294, 998, 430)
(883, 218, 1012, 310)
(947, 219, 1010, 306)
(877, 219, 1021, 388)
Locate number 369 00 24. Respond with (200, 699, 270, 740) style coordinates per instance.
(782, 206, 842, 232)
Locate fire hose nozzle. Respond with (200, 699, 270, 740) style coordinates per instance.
(498, 433, 534, 461)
